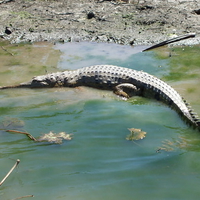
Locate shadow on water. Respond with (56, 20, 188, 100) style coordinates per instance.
(0, 41, 200, 200)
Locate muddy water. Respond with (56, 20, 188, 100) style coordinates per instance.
(0, 42, 200, 200)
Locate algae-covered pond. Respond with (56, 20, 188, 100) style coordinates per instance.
(0, 41, 200, 200)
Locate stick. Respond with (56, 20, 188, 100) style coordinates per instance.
(12, 195, 34, 200)
(6, 130, 38, 141)
(142, 33, 196, 52)
(0, 159, 20, 186)
(1, 46, 14, 56)
(0, 0, 15, 4)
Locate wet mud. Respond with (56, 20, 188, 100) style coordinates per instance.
(0, 0, 200, 45)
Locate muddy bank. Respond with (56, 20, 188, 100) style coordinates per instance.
(0, 0, 200, 45)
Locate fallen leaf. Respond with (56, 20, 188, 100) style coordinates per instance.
(37, 131, 73, 144)
(126, 128, 147, 141)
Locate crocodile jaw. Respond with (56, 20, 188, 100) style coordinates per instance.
(19, 80, 51, 88)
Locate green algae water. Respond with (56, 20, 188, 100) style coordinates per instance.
(0, 42, 200, 200)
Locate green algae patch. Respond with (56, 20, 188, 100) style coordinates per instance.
(163, 45, 200, 81)
(153, 45, 200, 111)
(153, 45, 200, 81)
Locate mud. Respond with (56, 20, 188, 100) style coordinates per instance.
(0, 0, 200, 45)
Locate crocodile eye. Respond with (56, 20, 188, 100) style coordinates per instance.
(32, 79, 38, 83)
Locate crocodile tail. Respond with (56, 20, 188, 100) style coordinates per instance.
(183, 98, 200, 130)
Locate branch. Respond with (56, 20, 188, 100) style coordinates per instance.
(142, 33, 196, 52)
(0, 159, 20, 186)
(12, 195, 34, 200)
(0, 0, 14, 4)
(1, 46, 14, 56)
(6, 130, 38, 141)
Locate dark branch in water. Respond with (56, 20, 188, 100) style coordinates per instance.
(6, 130, 38, 141)
(142, 33, 196, 52)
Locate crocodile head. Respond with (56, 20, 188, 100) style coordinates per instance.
(0, 74, 59, 89)
(20, 74, 57, 88)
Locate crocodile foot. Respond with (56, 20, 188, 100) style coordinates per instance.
(114, 83, 140, 98)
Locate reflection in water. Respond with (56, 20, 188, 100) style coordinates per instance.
(0, 41, 200, 200)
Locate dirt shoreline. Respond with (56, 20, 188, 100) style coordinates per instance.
(0, 0, 200, 46)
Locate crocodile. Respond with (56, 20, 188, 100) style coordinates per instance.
(0, 65, 200, 130)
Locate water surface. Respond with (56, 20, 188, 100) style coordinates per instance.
(0, 42, 200, 200)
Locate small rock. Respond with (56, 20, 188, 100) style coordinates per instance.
(194, 9, 200, 15)
(97, 35, 108, 42)
(129, 39, 135, 45)
(87, 11, 95, 19)
(5, 27, 12, 35)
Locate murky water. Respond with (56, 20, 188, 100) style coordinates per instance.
(0, 41, 200, 200)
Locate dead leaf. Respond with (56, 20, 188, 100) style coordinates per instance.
(126, 128, 147, 141)
(37, 131, 73, 144)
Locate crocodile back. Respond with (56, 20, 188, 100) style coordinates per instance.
(63, 65, 199, 129)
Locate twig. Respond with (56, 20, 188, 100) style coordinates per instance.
(6, 130, 38, 141)
(142, 33, 196, 52)
(0, 0, 14, 4)
(1, 46, 14, 56)
(12, 195, 34, 200)
(5, 129, 72, 144)
(0, 159, 20, 186)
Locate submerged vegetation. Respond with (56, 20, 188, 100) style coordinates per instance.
(155, 45, 200, 81)
(0, 42, 199, 200)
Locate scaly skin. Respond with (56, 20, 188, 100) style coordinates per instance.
(0, 65, 199, 130)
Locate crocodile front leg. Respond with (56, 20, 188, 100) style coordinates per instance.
(114, 83, 140, 98)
